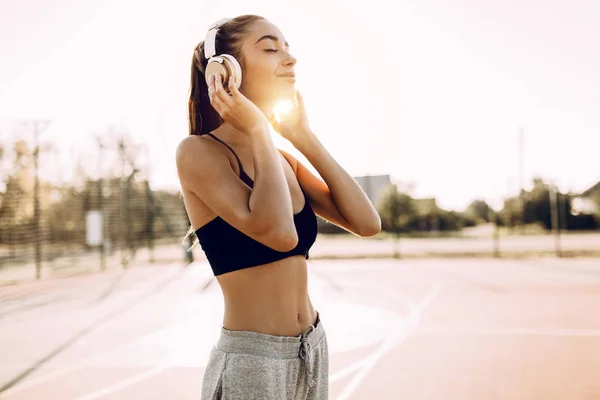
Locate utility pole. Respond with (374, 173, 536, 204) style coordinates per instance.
(549, 182, 562, 257)
(559, 184, 568, 232)
(142, 144, 155, 263)
(96, 137, 106, 271)
(117, 134, 142, 268)
(118, 137, 128, 268)
(490, 207, 500, 258)
(518, 126, 525, 233)
(30, 120, 51, 280)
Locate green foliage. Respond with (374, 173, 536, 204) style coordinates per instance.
(377, 186, 415, 232)
(377, 185, 474, 234)
(499, 177, 599, 231)
(465, 199, 492, 223)
(0, 140, 33, 244)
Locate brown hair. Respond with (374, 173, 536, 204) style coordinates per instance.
(183, 15, 265, 251)
(188, 15, 265, 136)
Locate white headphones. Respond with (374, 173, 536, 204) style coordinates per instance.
(204, 18, 242, 92)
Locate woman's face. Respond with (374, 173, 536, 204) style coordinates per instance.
(238, 19, 297, 107)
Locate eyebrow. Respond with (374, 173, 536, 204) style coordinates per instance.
(255, 35, 289, 47)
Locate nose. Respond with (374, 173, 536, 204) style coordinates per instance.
(283, 52, 297, 67)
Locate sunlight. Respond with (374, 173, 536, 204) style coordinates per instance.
(272, 99, 294, 123)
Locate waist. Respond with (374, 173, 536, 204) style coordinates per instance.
(217, 312, 324, 358)
(216, 255, 315, 336)
(222, 302, 317, 336)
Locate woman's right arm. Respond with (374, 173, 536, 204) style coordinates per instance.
(176, 76, 298, 252)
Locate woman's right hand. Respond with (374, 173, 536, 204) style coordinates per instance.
(208, 73, 270, 136)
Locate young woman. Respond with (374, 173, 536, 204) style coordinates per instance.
(176, 14, 381, 399)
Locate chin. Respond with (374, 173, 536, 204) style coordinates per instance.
(274, 85, 297, 101)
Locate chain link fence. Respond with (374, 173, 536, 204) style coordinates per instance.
(1, 121, 599, 284)
(0, 124, 194, 283)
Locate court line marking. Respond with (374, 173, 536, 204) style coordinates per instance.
(73, 273, 422, 399)
(0, 268, 214, 398)
(74, 356, 175, 400)
(336, 282, 444, 400)
(1, 324, 185, 399)
(418, 326, 600, 337)
(330, 358, 369, 383)
(328, 278, 426, 384)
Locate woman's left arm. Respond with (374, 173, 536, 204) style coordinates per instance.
(282, 132, 382, 238)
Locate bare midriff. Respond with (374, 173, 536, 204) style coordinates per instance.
(216, 254, 318, 337)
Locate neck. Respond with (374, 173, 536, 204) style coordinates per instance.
(213, 99, 276, 146)
(259, 101, 276, 119)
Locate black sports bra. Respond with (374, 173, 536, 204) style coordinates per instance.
(194, 133, 318, 276)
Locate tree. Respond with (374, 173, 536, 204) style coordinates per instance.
(465, 199, 492, 223)
(0, 140, 33, 250)
(377, 185, 417, 233)
(500, 177, 598, 231)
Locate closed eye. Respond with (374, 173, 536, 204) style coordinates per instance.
(264, 49, 278, 53)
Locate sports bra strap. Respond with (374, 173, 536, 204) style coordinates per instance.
(205, 133, 244, 170)
(205, 133, 254, 187)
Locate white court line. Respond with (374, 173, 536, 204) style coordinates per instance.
(73, 277, 428, 399)
(336, 282, 444, 400)
(329, 358, 369, 383)
(418, 326, 600, 337)
(329, 286, 419, 384)
(74, 356, 174, 400)
(1, 265, 210, 398)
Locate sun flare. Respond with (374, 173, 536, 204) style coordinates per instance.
(273, 99, 294, 123)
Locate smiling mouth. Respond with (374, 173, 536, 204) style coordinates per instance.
(278, 74, 296, 83)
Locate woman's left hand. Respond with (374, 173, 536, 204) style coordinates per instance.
(270, 91, 312, 146)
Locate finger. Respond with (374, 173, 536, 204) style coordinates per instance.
(208, 75, 225, 112)
(207, 74, 216, 99)
(210, 91, 226, 116)
(208, 73, 219, 93)
(214, 74, 235, 107)
(228, 75, 242, 100)
(295, 90, 305, 110)
(268, 113, 280, 131)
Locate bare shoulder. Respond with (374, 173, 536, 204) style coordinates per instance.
(176, 135, 221, 168)
(175, 134, 237, 194)
(176, 135, 233, 177)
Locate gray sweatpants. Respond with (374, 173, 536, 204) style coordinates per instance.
(201, 313, 329, 399)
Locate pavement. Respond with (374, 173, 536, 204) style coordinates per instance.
(1, 257, 600, 399)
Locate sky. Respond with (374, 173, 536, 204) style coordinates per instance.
(1, 0, 599, 211)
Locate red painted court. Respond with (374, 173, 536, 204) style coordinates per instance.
(1, 257, 600, 399)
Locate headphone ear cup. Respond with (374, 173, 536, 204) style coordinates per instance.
(204, 55, 242, 93)
(205, 58, 228, 87)
(220, 54, 242, 90)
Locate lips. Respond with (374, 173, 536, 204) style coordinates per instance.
(278, 72, 296, 79)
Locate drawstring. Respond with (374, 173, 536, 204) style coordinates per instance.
(299, 325, 316, 388)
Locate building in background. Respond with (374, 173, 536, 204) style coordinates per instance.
(572, 180, 600, 216)
(354, 174, 393, 208)
(317, 174, 393, 233)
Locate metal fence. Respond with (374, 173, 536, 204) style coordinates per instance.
(1, 122, 598, 284)
(0, 124, 192, 282)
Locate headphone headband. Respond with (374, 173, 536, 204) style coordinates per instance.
(204, 18, 232, 59)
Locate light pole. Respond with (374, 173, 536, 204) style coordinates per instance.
(96, 136, 106, 271)
(27, 119, 51, 279)
(549, 182, 562, 257)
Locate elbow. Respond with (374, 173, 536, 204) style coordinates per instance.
(357, 215, 382, 238)
(254, 218, 299, 252)
(268, 227, 299, 252)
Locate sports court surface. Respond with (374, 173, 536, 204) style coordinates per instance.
(1, 257, 599, 399)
